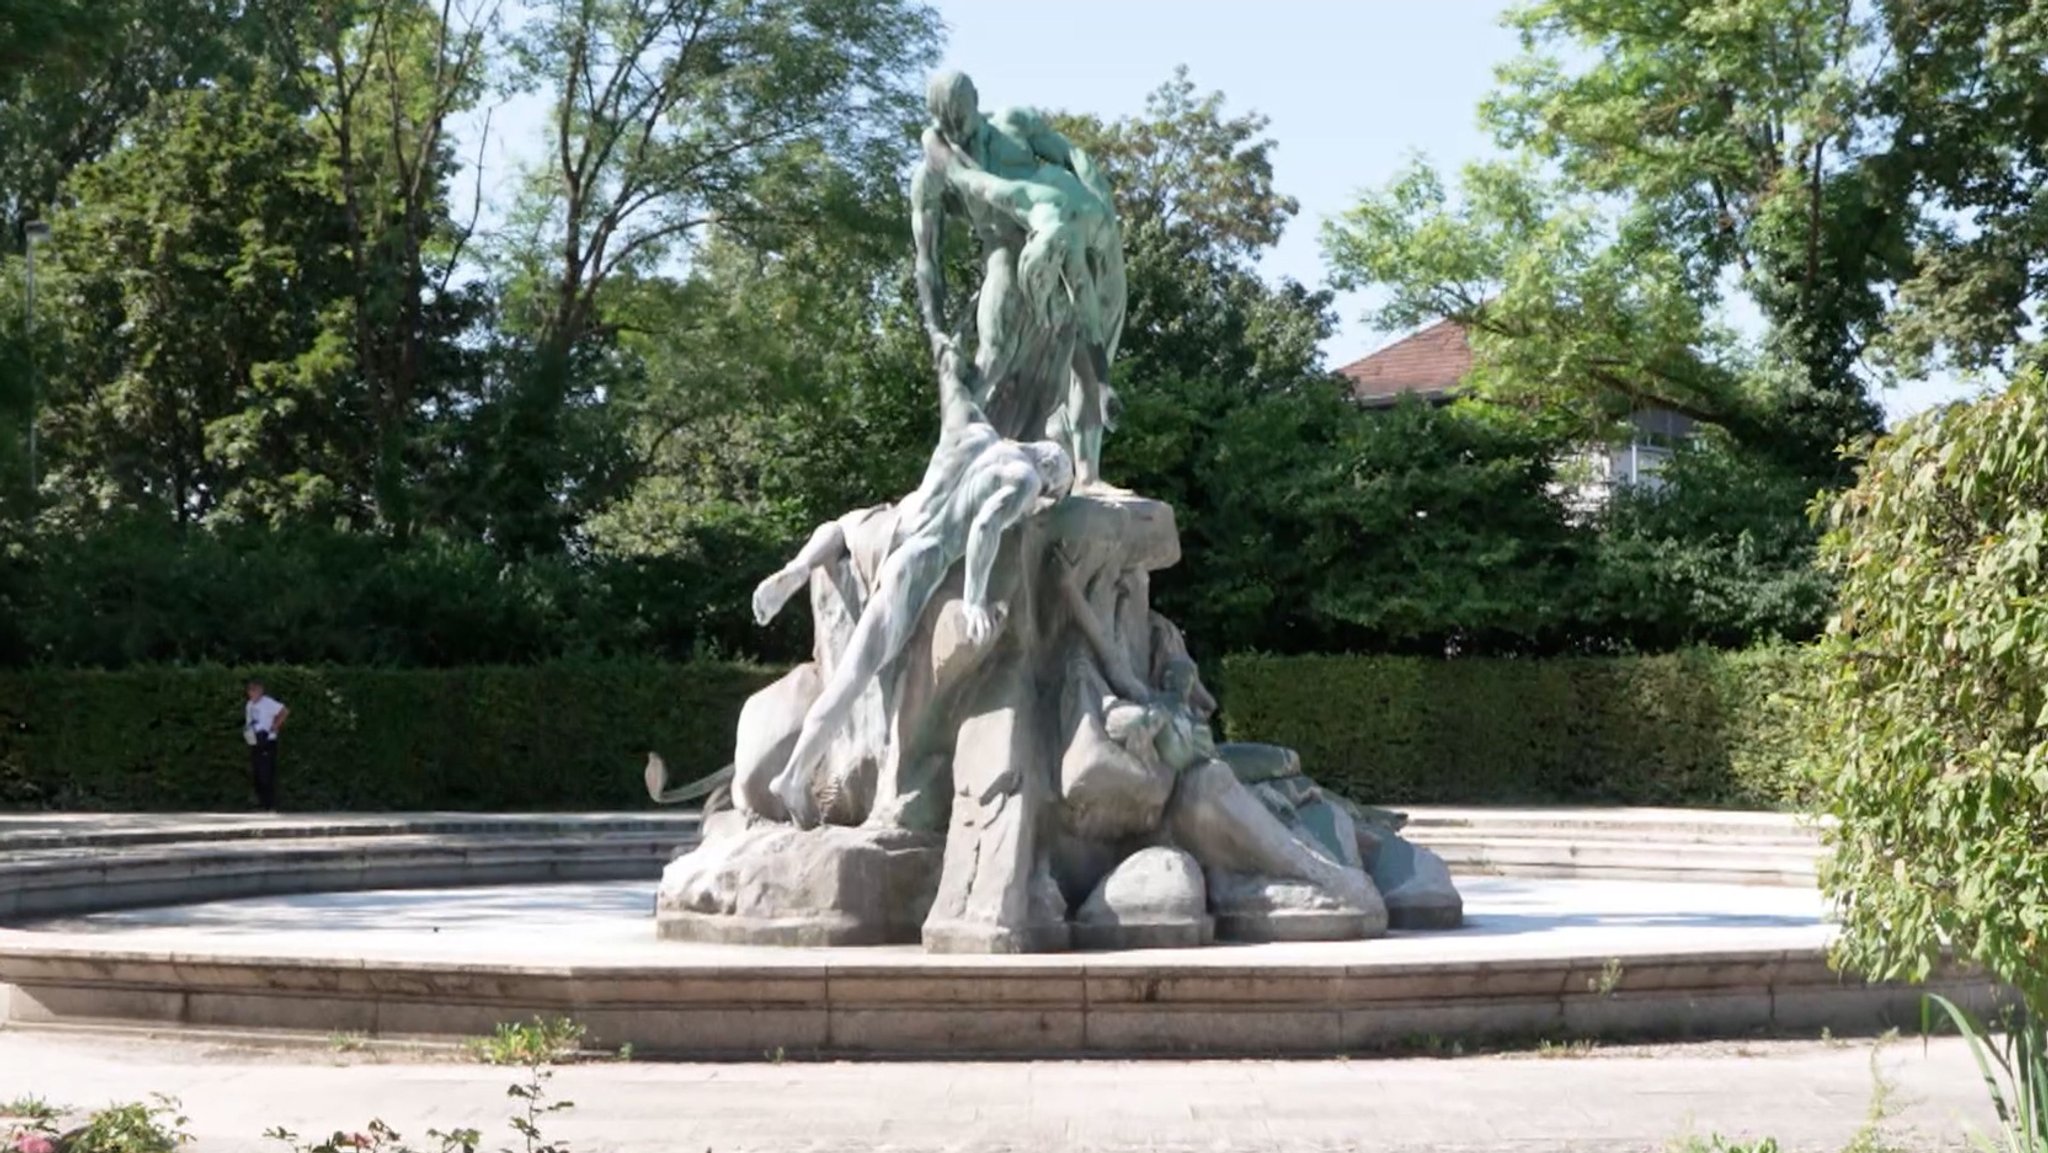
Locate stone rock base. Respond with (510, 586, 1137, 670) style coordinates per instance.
(1370, 836, 1464, 930)
(657, 817, 943, 946)
(1206, 869, 1388, 943)
(921, 920, 1075, 954)
(1072, 847, 1214, 951)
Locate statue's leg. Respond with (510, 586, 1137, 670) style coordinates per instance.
(771, 540, 949, 827)
(730, 664, 823, 821)
(1168, 759, 1376, 909)
(975, 248, 1024, 402)
(752, 520, 845, 624)
(1099, 241, 1127, 360)
(1066, 345, 1106, 489)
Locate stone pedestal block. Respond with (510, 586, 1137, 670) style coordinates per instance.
(1370, 835, 1465, 931)
(657, 819, 942, 946)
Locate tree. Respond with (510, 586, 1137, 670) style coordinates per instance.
(481, 0, 942, 555)
(584, 226, 933, 546)
(1281, 396, 1589, 656)
(1327, 0, 1906, 482)
(1876, 0, 2048, 380)
(269, 0, 501, 536)
(1489, 0, 1900, 469)
(1807, 373, 2048, 1013)
(1586, 437, 1832, 649)
(1053, 72, 1349, 649)
(35, 76, 354, 526)
(0, 0, 260, 240)
(1323, 159, 1747, 447)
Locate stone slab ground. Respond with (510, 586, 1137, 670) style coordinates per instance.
(0, 1029, 1994, 1152)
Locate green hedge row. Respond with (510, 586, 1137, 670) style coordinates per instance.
(1216, 648, 1815, 809)
(0, 664, 778, 811)
(0, 651, 1814, 812)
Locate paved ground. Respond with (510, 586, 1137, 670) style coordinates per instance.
(0, 1029, 1993, 1152)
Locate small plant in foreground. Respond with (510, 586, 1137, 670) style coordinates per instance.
(1589, 957, 1625, 997)
(2, 1101, 61, 1127)
(6, 1096, 61, 1153)
(1668, 1138, 1782, 1153)
(1925, 994, 2047, 1153)
(65, 1095, 190, 1153)
(267, 1118, 481, 1153)
(271, 1062, 570, 1153)
(1536, 1038, 1597, 1059)
(464, 1019, 585, 1067)
(1666, 1036, 1911, 1153)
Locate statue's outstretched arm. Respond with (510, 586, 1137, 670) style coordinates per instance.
(961, 471, 1036, 614)
(787, 519, 850, 572)
(1053, 546, 1152, 702)
(1013, 109, 1114, 209)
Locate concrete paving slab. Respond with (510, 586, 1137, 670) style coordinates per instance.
(0, 1030, 1992, 1152)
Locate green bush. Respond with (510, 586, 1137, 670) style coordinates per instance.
(0, 663, 776, 810)
(0, 651, 1812, 812)
(1216, 648, 1814, 808)
(1807, 373, 2048, 1010)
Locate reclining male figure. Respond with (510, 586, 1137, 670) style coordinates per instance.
(756, 339, 1075, 828)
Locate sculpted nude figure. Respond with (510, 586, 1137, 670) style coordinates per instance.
(758, 339, 1075, 828)
(910, 70, 1126, 489)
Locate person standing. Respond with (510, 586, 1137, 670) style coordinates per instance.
(243, 680, 288, 811)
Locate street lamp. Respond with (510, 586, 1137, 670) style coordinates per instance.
(23, 218, 50, 495)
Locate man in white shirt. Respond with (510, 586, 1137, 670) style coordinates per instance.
(243, 680, 289, 811)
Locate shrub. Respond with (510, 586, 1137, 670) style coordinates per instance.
(0, 663, 776, 811)
(1807, 373, 2048, 1010)
(1216, 648, 1813, 808)
(0, 651, 1813, 813)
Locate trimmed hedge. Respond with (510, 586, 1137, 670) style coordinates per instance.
(1217, 648, 1815, 809)
(0, 652, 1814, 812)
(0, 664, 778, 811)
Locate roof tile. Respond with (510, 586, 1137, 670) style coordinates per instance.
(1336, 319, 1473, 405)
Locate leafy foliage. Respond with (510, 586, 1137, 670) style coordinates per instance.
(0, 663, 776, 810)
(482, 0, 942, 555)
(63, 1096, 190, 1153)
(1924, 995, 2048, 1153)
(465, 1018, 586, 1067)
(1586, 438, 1833, 650)
(1219, 648, 1812, 809)
(35, 76, 354, 526)
(270, 1028, 574, 1153)
(1876, 2, 2048, 381)
(0, 652, 1805, 812)
(0, 11, 1853, 672)
(1808, 372, 2048, 1009)
(1324, 159, 1747, 447)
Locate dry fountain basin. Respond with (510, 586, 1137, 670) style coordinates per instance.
(0, 809, 1998, 1058)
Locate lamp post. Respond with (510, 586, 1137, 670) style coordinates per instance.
(23, 218, 49, 495)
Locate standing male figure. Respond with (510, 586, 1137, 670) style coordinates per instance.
(911, 70, 1126, 489)
(243, 679, 288, 811)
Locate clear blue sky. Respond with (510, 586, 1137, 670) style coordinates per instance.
(467, 1, 1978, 422)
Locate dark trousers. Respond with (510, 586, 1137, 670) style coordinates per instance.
(250, 735, 279, 809)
